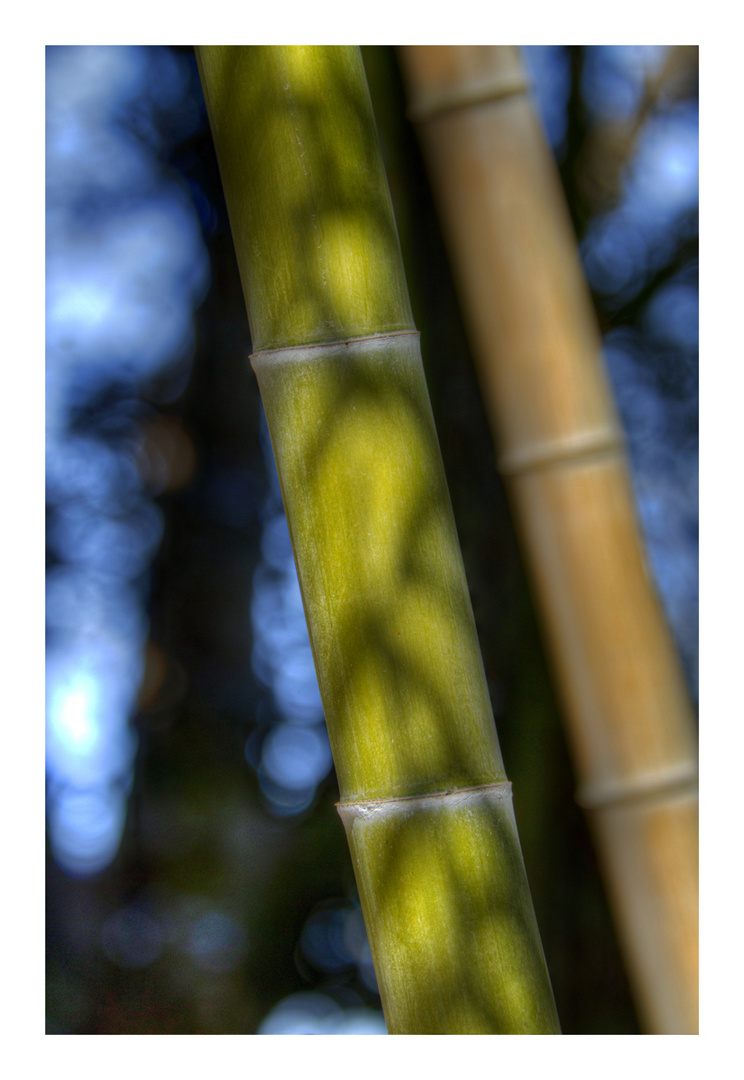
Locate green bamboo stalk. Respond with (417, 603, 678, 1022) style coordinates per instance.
(196, 45, 559, 1034)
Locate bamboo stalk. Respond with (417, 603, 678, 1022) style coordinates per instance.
(196, 45, 559, 1034)
(398, 45, 698, 1034)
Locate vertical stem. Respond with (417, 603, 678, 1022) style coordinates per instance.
(197, 45, 559, 1033)
(399, 44, 698, 1034)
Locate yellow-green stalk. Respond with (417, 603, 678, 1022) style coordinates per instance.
(197, 45, 559, 1034)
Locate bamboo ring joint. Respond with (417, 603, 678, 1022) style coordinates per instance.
(337, 780, 513, 822)
(250, 329, 421, 370)
(407, 75, 531, 124)
(576, 765, 698, 811)
(497, 428, 625, 477)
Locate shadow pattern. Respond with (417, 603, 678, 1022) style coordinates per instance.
(341, 788, 559, 1033)
(198, 46, 414, 351)
(202, 45, 559, 1033)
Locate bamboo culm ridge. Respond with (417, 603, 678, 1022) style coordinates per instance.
(197, 45, 560, 1033)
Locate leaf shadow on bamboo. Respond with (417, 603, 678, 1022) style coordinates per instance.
(200, 45, 559, 1033)
(257, 341, 506, 800)
(257, 344, 557, 1031)
(209, 45, 495, 796)
(214, 46, 412, 348)
(292, 360, 482, 757)
(352, 795, 557, 1032)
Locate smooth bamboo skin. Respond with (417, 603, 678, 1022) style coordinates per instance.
(399, 45, 698, 1033)
(339, 785, 559, 1033)
(197, 46, 560, 1033)
(252, 335, 505, 802)
(513, 461, 698, 1034)
(197, 46, 413, 351)
(588, 793, 698, 1035)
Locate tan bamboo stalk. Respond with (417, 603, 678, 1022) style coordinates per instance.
(398, 45, 698, 1034)
(196, 45, 559, 1034)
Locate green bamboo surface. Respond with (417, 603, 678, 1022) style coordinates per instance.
(197, 44, 559, 1034)
(197, 46, 413, 351)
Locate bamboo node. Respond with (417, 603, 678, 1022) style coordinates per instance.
(407, 74, 531, 124)
(337, 780, 513, 823)
(250, 329, 421, 369)
(497, 428, 625, 477)
(576, 764, 698, 811)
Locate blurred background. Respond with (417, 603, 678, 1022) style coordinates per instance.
(45, 45, 698, 1034)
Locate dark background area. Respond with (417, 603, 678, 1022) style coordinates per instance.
(45, 45, 698, 1034)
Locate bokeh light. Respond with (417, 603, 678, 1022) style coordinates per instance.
(248, 417, 335, 815)
(100, 904, 165, 970)
(258, 992, 387, 1034)
(45, 44, 210, 876)
(521, 46, 571, 153)
(582, 46, 671, 123)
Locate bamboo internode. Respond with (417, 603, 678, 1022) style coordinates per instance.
(399, 44, 698, 1034)
(250, 332, 506, 805)
(198, 45, 560, 1034)
(338, 783, 558, 1034)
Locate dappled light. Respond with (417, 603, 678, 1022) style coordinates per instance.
(204, 43, 557, 1032)
(341, 788, 556, 1032)
(254, 334, 505, 804)
(198, 46, 413, 350)
(46, 45, 697, 1035)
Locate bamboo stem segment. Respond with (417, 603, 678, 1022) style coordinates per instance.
(398, 45, 698, 1034)
(338, 783, 559, 1034)
(198, 45, 560, 1034)
(250, 332, 505, 804)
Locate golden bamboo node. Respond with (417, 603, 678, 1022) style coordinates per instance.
(406, 74, 531, 124)
(575, 764, 698, 811)
(337, 780, 513, 822)
(496, 428, 626, 477)
(249, 329, 421, 369)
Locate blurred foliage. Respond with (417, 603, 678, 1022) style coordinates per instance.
(46, 45, 697, 1034)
